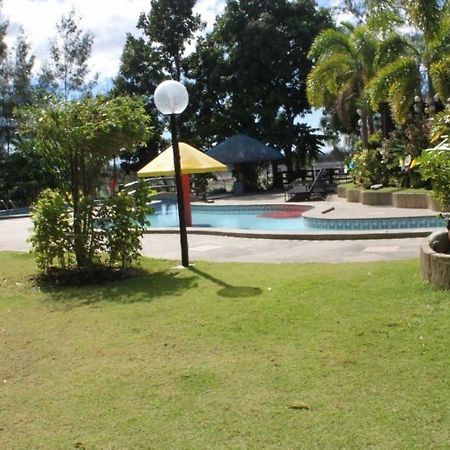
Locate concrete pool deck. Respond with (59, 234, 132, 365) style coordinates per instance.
(0, 193, 444, 263)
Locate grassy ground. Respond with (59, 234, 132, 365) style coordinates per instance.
(1, 252, 449, 449)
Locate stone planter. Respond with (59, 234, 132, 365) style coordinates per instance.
(345, 188, 361, 203)
(361, 190, 393, 206)
(420, 230, 450, 289)
(337, 185, 347, 198)
(427, 196, 450, 212)
(392, 192, 430, 209)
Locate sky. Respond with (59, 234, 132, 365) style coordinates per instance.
(3, 0, 227, 78)
(1, 0, 341, 127)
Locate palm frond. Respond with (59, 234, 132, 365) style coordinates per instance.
(387, 60, 422, 123)
(351, 26, 378, 76)
(335, 82, 357, 129)
(306, 53, 353, 107)
(427, 13, 450, 61)
(340, 22, 355, 33)
(374, 33, 415, 69)
(369, 56, 419, 108)
(404, 0, 442, 39)
(366, 4, 404, 33)
(430, 56, 450, 101)
(308, 29, 352, 61)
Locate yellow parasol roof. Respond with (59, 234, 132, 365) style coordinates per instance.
(137, 142, 228, 177)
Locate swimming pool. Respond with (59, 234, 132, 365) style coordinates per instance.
(147, 202, 444, 231)
(0, 207, 30, 218)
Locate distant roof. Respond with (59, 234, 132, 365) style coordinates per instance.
(206, 134, 284, 164)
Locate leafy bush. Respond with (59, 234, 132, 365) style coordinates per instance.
(379, 120, 430, 188)
(429, 106, 450, 143)
(419, 150, 450, 209)
(354, 132, 383, 152)
(349, 148, 385, 188)
(30, 189, 74, 272)
(30, 183, 153, 274)
(21, 96, 152, 271)
(419, 105, 450, 209)
(350, 122, 430, 189)
(98, 182, 152, 270)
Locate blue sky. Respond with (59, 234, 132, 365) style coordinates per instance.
(2, 0, 342, 127)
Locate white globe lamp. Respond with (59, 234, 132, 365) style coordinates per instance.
(154, 80, 189, 115)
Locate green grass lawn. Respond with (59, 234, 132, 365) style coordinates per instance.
(1, 252, 449, 449)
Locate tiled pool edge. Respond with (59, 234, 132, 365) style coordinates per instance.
(304, 215, 443, 230)
(144, 227, 433, 240)
(0, 213, 30, 220)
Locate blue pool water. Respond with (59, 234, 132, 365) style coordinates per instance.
(0, 207, 29, 217)
(147, 203, 444, 231)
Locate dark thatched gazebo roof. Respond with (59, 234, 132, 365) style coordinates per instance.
(206, 134, 284, 165)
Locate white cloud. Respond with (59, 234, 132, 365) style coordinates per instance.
(2, 0, 226, 83)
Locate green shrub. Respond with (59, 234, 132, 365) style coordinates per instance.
(350, 148, 385, 188)
(21, 96, 152, 271)
(419, 150, 450, 209)
(419, 105, 450, 209)
(98, 182, 153, 270)
(30, 183, 153, 274)
(379, 120, 430, 188)
(30, 189, 74, 272)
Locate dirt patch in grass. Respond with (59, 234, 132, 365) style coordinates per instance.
(30, 265, 146, 287)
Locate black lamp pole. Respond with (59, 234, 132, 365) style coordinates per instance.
(169, 114, 189, 267)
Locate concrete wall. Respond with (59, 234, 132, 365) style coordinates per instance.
(361, 191, 393, 206)
(420, 230, 450, 289)
(392, 192, 429, 209)
(345, 188, 361, 203)
(339, 186, 443, 210)
(337, 185, 347, 198)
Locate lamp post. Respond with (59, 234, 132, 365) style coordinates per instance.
(154, 80, 190, 267)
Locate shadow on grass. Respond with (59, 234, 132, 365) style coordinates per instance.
(189, 266, 262, 298)
(39, 269, 198, 308)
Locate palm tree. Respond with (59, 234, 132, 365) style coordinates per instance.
(369, 0, 450, 124)
(306, 24, 378, 149)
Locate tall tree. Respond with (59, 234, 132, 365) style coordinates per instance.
(115, 0, 203, 94)
(0, 29, 39, 205)
(114, 0, 204, 170)
(0, 0, 7, 62)
(42, 9, 96, 99)
(0, 30, 34, 155)
(307, 23, 379, 148)
(369, 0, 450, 124)
(0, 0, 8, 156)
(21, 96, 152, 268)
(185, 0, 332, 179)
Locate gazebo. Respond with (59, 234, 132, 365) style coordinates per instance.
(137, 142, 227, 226)
(206, 134, 284, 193)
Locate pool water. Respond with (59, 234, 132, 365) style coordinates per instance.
(147, 203, 444, 231)
(148, 203, 314, 231)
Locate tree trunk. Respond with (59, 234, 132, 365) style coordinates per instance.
(360, 110, 369, 149)
(71, 150, 87, 268)
(271, 161, 283, 189)
(380, 102, 394, 139)
(367, 110, 375, 135)
(174, 53, 181, 82)
(284, 148, 294, 183)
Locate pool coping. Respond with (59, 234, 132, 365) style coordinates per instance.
(143, 226, 435, 240)
(0, 213, 30, 220)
